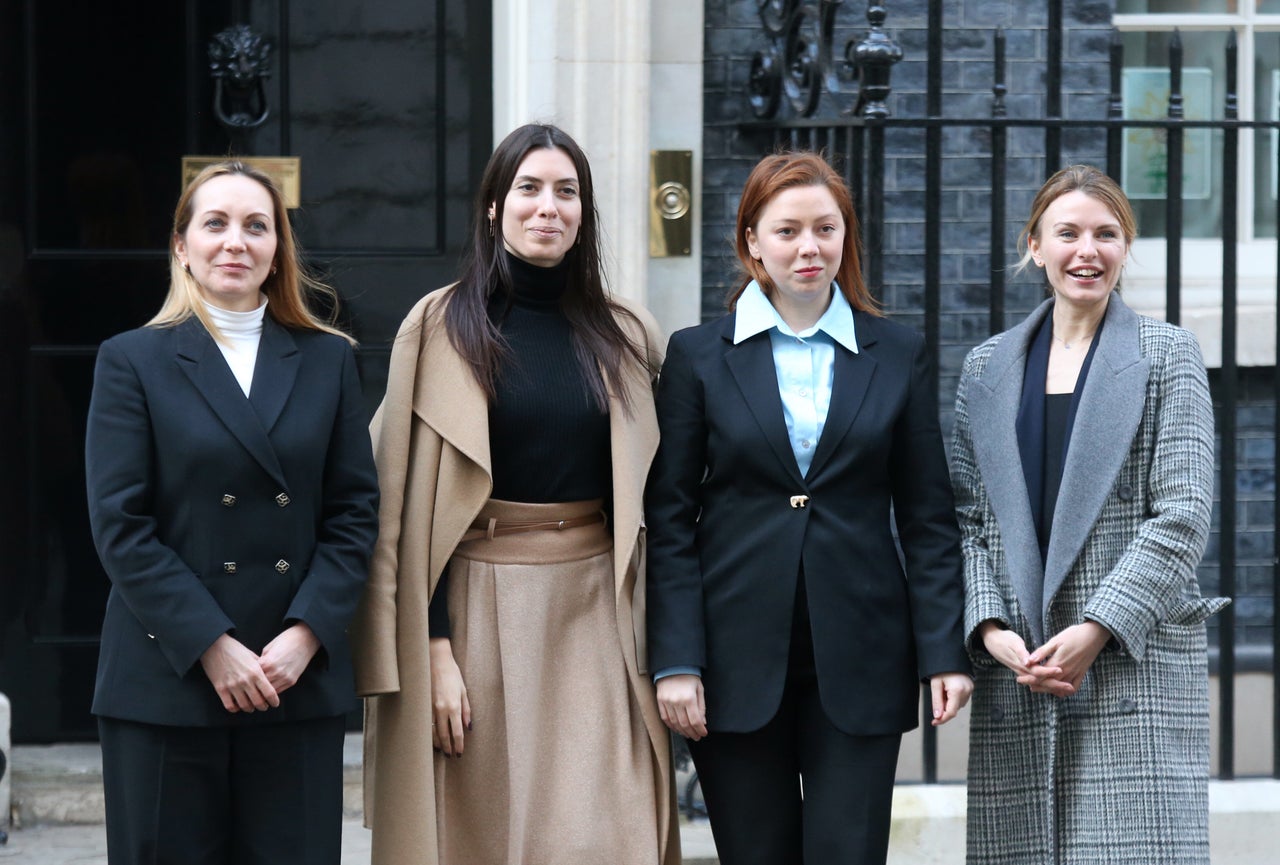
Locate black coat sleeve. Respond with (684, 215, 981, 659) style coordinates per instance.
(644, 329, 710, 672)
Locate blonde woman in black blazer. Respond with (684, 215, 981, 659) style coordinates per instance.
(85, 161, 379, 865)
(646, 152, 972, 865)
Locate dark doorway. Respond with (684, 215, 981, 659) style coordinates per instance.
(0, 0, 492, 742)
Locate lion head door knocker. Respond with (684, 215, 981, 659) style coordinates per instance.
(208, 24, 272, 131)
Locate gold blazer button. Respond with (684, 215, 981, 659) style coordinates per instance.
(221, 494, 237, 507)
(223, 562, 237, 573)
(275, 559, 290, 574)
(275, 492, 291, 507)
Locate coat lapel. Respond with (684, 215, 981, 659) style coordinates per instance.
(806, 318, 876, 480)
(1042, 295, 1148, 617)
(723, 320, 806, 487)
(412, 313, 493, 479)
(175, 318, 289, 491)
(247, 316, 299, 433)
(968, 300, 1051, 645)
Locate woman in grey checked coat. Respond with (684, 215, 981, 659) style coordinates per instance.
(951, 165, 1228, 865)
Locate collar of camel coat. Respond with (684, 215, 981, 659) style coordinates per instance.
(350, 285, 679, 865)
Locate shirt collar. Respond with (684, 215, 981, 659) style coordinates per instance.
(732, 279, 859, 353)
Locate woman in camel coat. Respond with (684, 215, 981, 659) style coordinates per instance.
(351, 124, 678, 865)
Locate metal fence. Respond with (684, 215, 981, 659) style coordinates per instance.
(731, 0, 1280, 783)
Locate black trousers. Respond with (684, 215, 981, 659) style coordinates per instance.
(689, 570, 902, 865)
(98, 714, 345, 865)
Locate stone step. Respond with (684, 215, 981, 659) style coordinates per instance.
(8, 734, 719, 864)
(12, 736, 1280, 865)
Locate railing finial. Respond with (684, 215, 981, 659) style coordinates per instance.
(852, 2, 903, 118)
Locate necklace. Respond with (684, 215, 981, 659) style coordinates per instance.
(1054, 331, 1094, 350)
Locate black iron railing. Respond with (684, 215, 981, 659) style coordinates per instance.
(732, 0, 1280, 784)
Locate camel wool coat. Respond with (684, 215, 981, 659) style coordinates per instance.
(951, 294, 1228, 865)
(350, 287, 679, 865)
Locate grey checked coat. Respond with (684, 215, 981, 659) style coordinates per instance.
(951, 294, 1228, 865)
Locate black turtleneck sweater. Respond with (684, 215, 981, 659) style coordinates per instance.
(486, 252, 612, 502)
(429, 252, 613, 636)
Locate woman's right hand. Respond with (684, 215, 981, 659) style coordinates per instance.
(656, 674, 707, 741)
(199, 633, 280, 713)
(978, 620, 1073, 697)
(430, 637, 471, 756)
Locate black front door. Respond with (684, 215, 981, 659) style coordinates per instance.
(0, 0, 491, 742)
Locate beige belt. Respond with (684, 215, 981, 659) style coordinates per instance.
(458, 511, 607, 543)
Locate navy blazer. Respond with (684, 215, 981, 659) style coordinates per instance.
(645, 310, 968, 736)
(85, 316, 379, 726)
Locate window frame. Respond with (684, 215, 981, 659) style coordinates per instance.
(1113, 4, 1280, 366)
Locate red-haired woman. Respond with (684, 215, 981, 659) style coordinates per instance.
(646, 151, 972, 864)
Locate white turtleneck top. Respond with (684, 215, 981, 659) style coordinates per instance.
(204, 296, 267, 397)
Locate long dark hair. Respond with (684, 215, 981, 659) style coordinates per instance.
(444, 123, 650, 411)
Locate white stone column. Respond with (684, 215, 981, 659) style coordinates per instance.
(647, 0, 704, 334)
(492, 0, 703, 336)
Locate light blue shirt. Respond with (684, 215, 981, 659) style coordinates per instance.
(733, 279, 859, 477)
(653, 280, 858, 683)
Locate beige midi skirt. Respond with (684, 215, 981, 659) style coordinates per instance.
(435, 499, 662, 865)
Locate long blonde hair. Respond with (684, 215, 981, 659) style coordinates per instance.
(149, 160, 354, 345)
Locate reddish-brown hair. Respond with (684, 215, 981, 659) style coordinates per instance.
(728, 151, 879, 315)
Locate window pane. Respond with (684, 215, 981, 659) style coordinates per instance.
(1254, 33, 1280, 238)
(1116, 0, 1236, 11)
(1259, 0, 1280, 12)
(1122, 30, 1228, 238)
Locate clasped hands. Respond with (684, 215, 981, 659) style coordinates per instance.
(198, 622, 321, 713)
(979, 619, 1111, 697)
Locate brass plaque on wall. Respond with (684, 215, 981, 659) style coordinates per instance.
(649, 150, 693, 257)
(181, 156, 301, 209)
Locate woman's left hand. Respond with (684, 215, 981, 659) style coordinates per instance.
(259, 623, 322, 695)
(928, 672, 974, 726)
(1024, 621, 1112, 696)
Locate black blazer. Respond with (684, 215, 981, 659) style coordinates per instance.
(645, 311, 968, 735)
(85, 316, 379, 727)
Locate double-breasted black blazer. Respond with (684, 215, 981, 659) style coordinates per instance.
(645, 310, 968, 735)
(85, 315, 379, 727)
